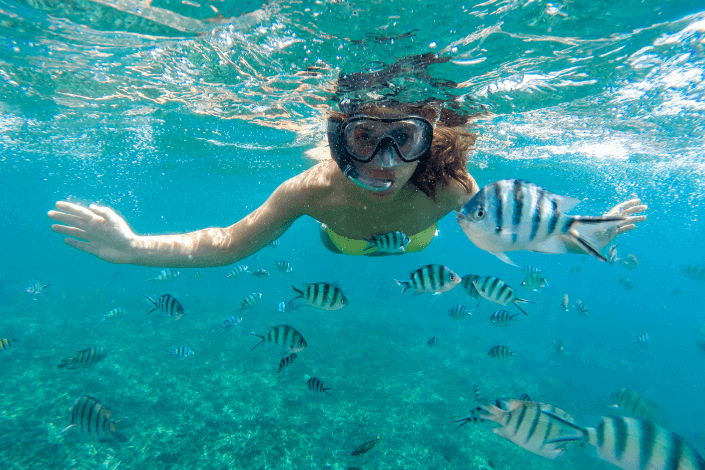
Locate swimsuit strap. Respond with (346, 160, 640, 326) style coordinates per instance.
(325, 223, 437, 256)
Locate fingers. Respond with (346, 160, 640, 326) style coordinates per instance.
(64, 237, 98, 256)
(614, 224, 636, 237)
(620, 204, 648, 217)
(51, 224, 90, 240)
(47, 210, 87, 228)
(54, 201, 96, 219)
(624, 215, 647, 225)
(89, 204, 122, 225)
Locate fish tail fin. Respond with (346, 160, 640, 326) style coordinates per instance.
(250, 332, 265, 351)
(57, 358, 70, 369)
(143, 294, 157, 315)
(394, 279, 411, 296)
(541, 410, 589, 444)
(291, 286, 303, 300)
(514, 298, 533, 315)
(455, 405, 487, 428)
(324, 388, 333, 397)
(566, 216, 626, 262)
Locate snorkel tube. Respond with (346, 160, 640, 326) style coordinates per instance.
(327, 117, 393, 192)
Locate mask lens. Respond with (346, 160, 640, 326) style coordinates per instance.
(343, 117, 432, 162)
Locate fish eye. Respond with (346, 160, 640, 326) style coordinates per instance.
(449, 274, 456, 280)
(474, 207, 485, 221)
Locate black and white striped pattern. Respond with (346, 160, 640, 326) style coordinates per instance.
(166, 346, 194, 358)
(217, 315, 242, 332)
(521, 271, 549, 291)
(101, 307, 127, 322)
(0, 338, 12, 350)
(473, 276, 532, 315)
(610, 389, 657, 421)
(427, 336, 439, 347)
(276, 300, 299, 313)
(65, 395, 117, 441)
(574, 299, 588, 317)
(544, 414, 705, 470)
(490, 310, 519, 327)
(457, 179, 625, 265)
(58, 347, 108, 369)
(277, 352, 297, 374)
(682, 264, 705, 281)
(292, 283, 348, 310)
(144, 294, 185, 321)
(251, 324, 307, 356)
(274, 259, 294, 273)
(458, 400, 578, 459)
(460, 274, 481, 299)
(236, 293, 262, 313)
(448, 304, 474, 319)
(488, 345, 516, 360)
(24, 279, 49, 297)
(306, 377, 332, 396)
(396, 264, 460, 295)
(364, 231, 411, 253)
(190, 270, 206, 278)
(251, 269, 269, 278)
(225, 265, 249, 279)
(147, 268, 179, 284)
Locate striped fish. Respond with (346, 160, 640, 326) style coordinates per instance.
(236, 293, 262, 313)
(190, 270, 207, 279)
(277, 352, 297, 375)
(364, 231, 411, 253)
(147, 268, 179, 284)
(268, 239, 281, 247)
(225, 265, 249, 279)
(251, 269, 269, 278)
(395, 264, 461, 296)
(144, 294, 185, 321)
(460, 274, 481, 299)
(682, 264, 705, 281)
(457, 179, 626, 266)
(523, 266, 543, 274)
(292, 283, 348, 310)
(490, 310, 519, 327)
(488, 345, 516, 360)
(251, 324, 307, 357)
(1, 338, 13, 351)
(573, 299, 588, 317)
(521, 271, 549, 291)
(24, 279, 49, 299)
(448, 304, 476, 319)
(518, 393, 532, 402)
(560, 292, 569, 311)
(276, 300, 300, 313)
(456, 399, 578, 459)
(542, 413, 705, 470)
(473, 276, 533, 315)
(166, 346, 194, 358)
(634, 333, 651, 349)
(306, 377, 332, 396)
(58, 347, 108, 369)
(427, 336, 439, 347)
(217, 315, 242, 332)
(61, 396, 125, 442)
(274, 259, 294, 273)
(101, 307, 127, 322)
(610, 389, 657, 421)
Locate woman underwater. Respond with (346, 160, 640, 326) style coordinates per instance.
(47, 94, 646, 267)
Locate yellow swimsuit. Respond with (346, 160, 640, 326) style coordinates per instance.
(324, 223, 437, 255)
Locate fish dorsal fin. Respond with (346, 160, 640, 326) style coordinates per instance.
(549, 193, 581, 214)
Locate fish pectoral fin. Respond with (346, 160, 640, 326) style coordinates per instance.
(493, 252, 519, 267)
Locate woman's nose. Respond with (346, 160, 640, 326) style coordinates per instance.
(371, 144, 402, 168)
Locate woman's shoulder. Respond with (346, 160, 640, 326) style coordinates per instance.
(435, 174, 480, 212)
(276, 160, 344, 212)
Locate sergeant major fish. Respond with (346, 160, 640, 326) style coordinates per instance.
(1, 338, 14, 351)
(457, 179, 626, 266)
(24, 279, 49, 299)
(560, 292, 569, 311)
(166, 346, 194, 358)
(251, 324, 307, 357)
(147, 268, 179, 284)
(236, 293, 263, 313)
(217, 315, 242, 332)
(225, 265, 249, 279)
(490, 310, 519, 327)
(364, 231, 410, 253)
(251, 269, 269, 278)
(396, 264, 460, 296)
(541, 413, 705, 470)
(448, 304, 477, 319)
(277, 352, 297, 376)
(58, 347, 107, 369)
(521, 271, 549, 291)
(274, 259, 294, 273)
(609, 388, 657, 421)
(276, 300, 300, 313)
(473, 276, 533, 315)
(61, 395, 126, 442)
(292, 283, 347, 310)
(101, 307, 127, 322)
(460, 274, 481, 299)
(488, 345, 516, 360)
(306, 377, 332, 396)
(144, 294, 185, 321)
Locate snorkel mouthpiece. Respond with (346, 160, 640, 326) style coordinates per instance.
(341, 163, 393, 191)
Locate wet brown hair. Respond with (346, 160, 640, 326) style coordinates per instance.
(330, 101, 477, 200)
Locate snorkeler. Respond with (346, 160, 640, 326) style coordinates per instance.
(47, 98, 646, 267)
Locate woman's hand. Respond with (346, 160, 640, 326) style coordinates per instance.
(596, 197, 647, 249)
(48, 202, 138, 264)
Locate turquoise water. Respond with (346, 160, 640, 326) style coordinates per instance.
(2, 0, 705, 469)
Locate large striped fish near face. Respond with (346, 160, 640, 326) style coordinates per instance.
(396, 264, 461, 296)
(251, 324, 307, 357)
(457, 180, 626, 267)
(455, 399, 579, 459)
(144, 294, 185, 321)
(292, 283, 348, 310)
(542, 413, 705, 470)
(473, 276, 532, 315)
(61, 395, 126, 442)
(58, 347, 108, 369)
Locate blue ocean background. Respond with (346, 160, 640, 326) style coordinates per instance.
(1, 0, 705, 469)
